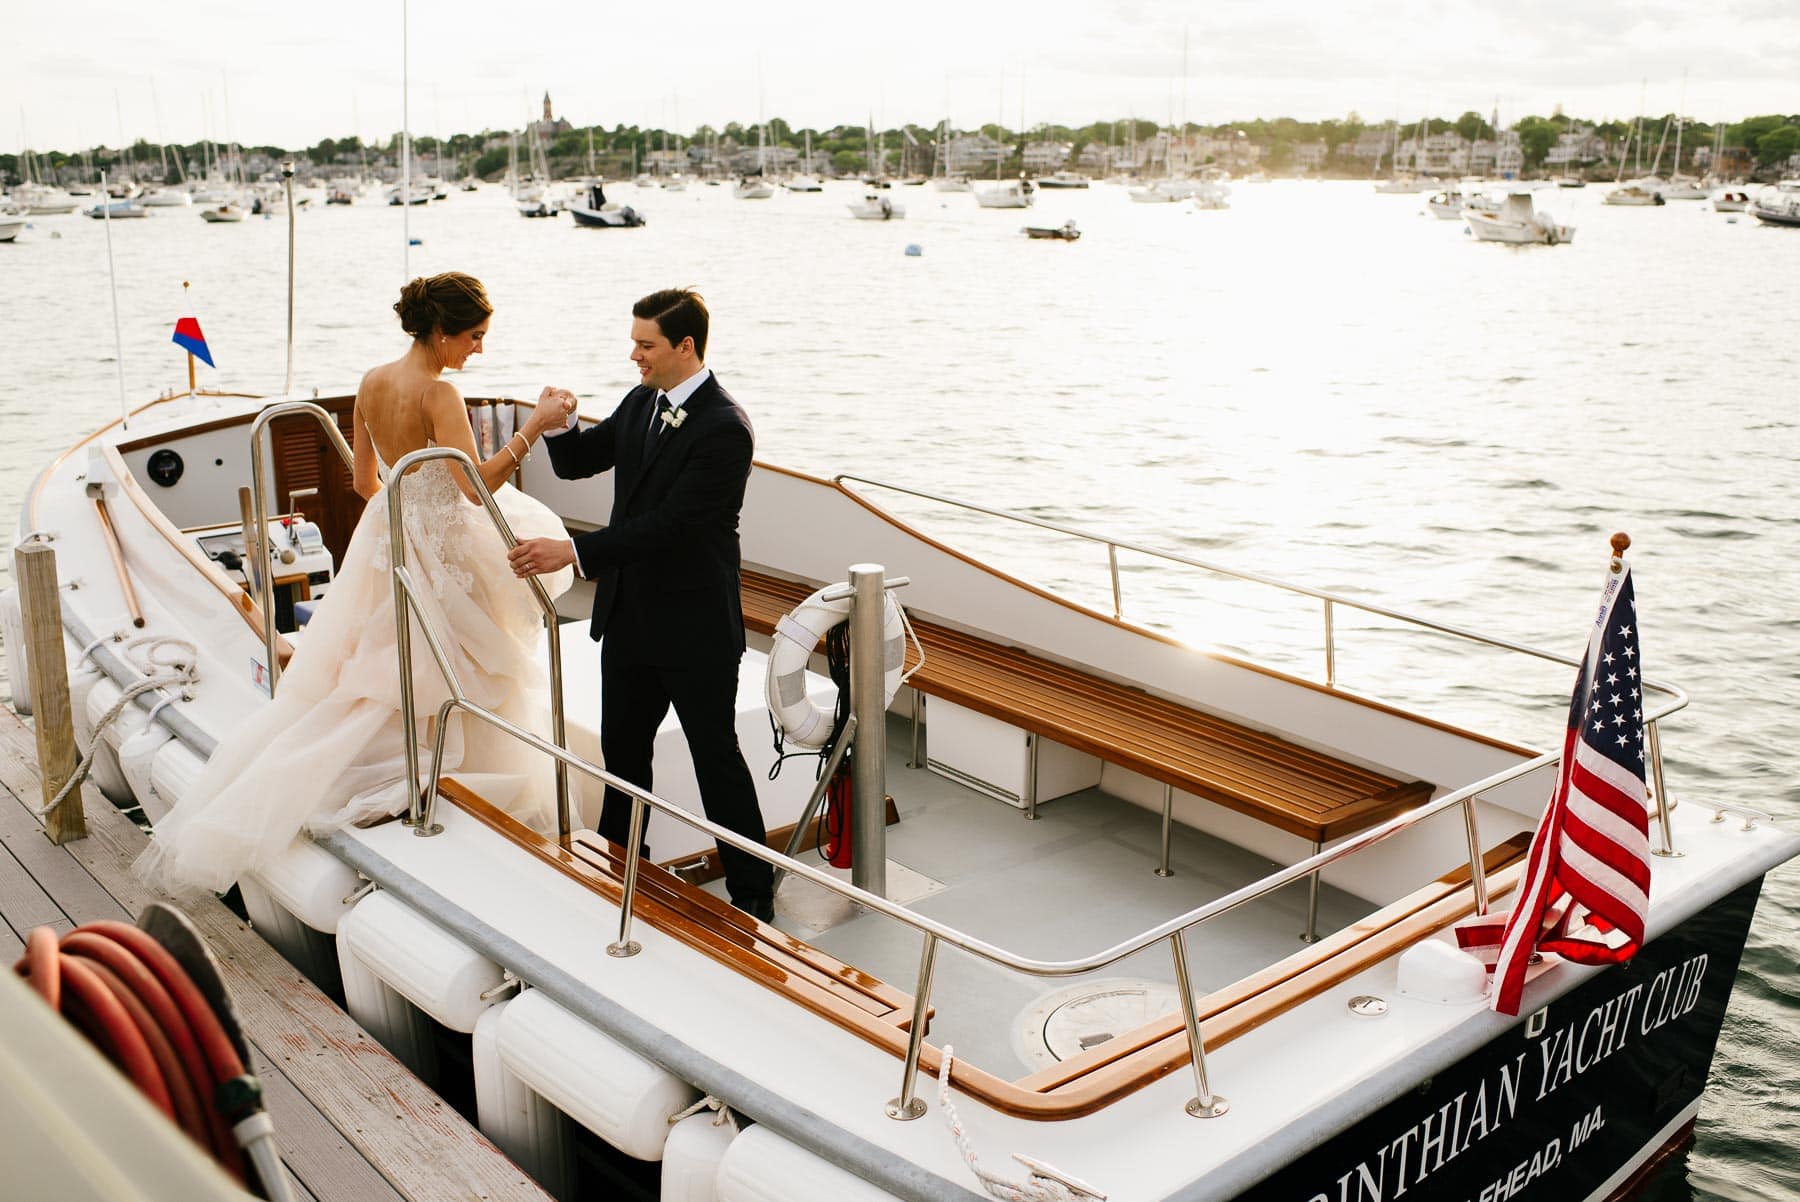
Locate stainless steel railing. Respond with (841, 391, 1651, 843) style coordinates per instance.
(832, 473, 1690, 856)
(248, 402, 355, 695)
(384, 446, 571, 842)
(381, 457, 1696, 1122)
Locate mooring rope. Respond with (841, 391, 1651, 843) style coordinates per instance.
(938, 1045, 1098, 1202)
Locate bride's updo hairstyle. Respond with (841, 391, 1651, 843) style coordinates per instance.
(394, 272, 493, 342)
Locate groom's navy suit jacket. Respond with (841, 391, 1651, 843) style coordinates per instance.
(544, 374, 751, 668)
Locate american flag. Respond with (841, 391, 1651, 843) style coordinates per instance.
(1457, 556, 1652, 1016)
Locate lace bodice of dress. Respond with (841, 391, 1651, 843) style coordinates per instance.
(372, 450, 475, 594)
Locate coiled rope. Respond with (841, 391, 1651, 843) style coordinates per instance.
(35, 633, 199, 819)
(938, 1045, 1099, 1201)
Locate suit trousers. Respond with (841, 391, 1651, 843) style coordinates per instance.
(597, 636, 774, 906)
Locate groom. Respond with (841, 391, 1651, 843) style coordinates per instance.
(508, 288, 774, 921)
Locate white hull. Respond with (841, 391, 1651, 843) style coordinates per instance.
(932, 177, 973, 192)
(11, 390, 1793, 1202)
(0, 217, 23, 242)
(848, 197, 905, 220)
(974, 187, 1032, 209)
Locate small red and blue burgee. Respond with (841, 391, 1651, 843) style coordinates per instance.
(172, 316, 214, 367)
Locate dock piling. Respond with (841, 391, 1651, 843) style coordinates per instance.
(13, 541, 85, 844)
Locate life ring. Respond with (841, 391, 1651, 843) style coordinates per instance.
(766, 586, 906, 750)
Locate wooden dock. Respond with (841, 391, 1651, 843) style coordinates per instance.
(0, 700, 553, 1202)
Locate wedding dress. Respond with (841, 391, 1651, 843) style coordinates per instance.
(137, 451, 574, 895)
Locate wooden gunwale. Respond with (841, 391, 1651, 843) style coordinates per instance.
(437, 779, 1527, 1121)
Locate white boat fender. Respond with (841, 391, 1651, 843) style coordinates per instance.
(247, 837, 364, 934)
(0, 587, 31, 715)
(716, 1125, 905, 1202)
(117, 715, 176, 810)
(77, 672, 141, 805)
(663, 1101, 740, 1202)
(495, 987, 698, 1162)
(765, 587, 916, 750)
(338, 890, 505, 1033)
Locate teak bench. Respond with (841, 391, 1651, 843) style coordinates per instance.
(740, 569, 1433, 844)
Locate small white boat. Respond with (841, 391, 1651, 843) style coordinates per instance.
(1426, 190, 1469, 220)
(198, 203, 247, 223)
(1022, 219, 1081, 240)
(975, 179, 1034, 209)
(85, 199, 148, 219)
(733, 177, 774, 200)
(0, 215, 25, 242)
(1190, 182, 1230, 211)
(1373, 176, 1424, 194)
(1749, 180, 1800, 227)
(783, 175, 823, 192)
(566, 183, 646, 228)
(1035, 171, 1090, 189)
(1659, 176, 1710, 201)
(1129, 179, 1197, 204)
(1554, 176, 1587, 189)
(10, 183, 80, 214)
(1465, 192, 1574, 245)
(137, 188, 193, 208)
(932, 175, 973, 192)
(1604, 184, 1666, 207)
(661, 174, 689, 192)
(846, 192, 904, 220)
(1710, 190, 1749, 213)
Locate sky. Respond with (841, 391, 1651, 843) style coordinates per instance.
(8, 0, 1797, 153)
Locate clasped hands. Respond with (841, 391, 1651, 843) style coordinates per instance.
(508, 386, 581, 580)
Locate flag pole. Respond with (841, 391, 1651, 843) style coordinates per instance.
(101, 169, 130, 431)
(183, 280, 196, 397)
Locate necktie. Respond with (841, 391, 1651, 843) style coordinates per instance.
(642, 392, 669, 457)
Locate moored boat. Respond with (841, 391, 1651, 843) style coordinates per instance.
(848, 192, 904, 220)
(1035, 171, 1091, 189)
(1023, 219, 1081, 240)
(975, 179, 1034, 209)
(566, 182, 645, 228)
(8, 378, 1793, 1202)
(1466, 193, 1575, 245)
(1748, 180, 1800, 227)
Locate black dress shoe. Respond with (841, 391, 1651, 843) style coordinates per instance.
(736, 896, 775, 923)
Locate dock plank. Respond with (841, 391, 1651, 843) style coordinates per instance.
(0, 837, 69, 935)
(250, 1045, 404, 1202)
(0, 710, 550, 1202)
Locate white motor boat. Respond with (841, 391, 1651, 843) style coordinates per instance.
(932, 175, 973, 192)
(138, 188, 194, 208)
(10, 384, 1795, 1202)
(975, 179, 1034, 209)
(1128, 179, 1195, 204)
(847, 191, 904, 220)
(566, 182, 646, 228)
(85, 199, 148, 219)
(783, 175, 824, 192)
(1749, 180, 1800, 227)
(733, 177, 775, 200)
(1190, 182, 1230, 211)
(1035, 171, 1091, 189)
(1465, 192, 1574, 245)
(198, 203, 247, 223)
(1658, 176, 1709, 201)
(1711, 190, 1751, 213)
(10, 183, 80, 214)
(0, 214, 25, 242)
(1604, 184, 1666, 207)
(1426, 190, 1469, 220)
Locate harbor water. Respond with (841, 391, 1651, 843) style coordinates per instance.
(0, 178, 1795, 1199)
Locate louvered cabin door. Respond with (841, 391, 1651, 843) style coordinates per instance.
(269, 400, 364, 569)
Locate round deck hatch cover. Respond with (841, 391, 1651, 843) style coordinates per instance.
(1013, 978, 1179, 1070)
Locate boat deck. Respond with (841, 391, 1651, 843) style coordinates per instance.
(0, 704, 551, 1202)
(714, 713, 1379, 1077)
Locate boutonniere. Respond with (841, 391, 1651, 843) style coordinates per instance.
(659, 405, 688, 430)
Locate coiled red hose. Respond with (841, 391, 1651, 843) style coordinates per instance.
(14, 920, 249, 1183)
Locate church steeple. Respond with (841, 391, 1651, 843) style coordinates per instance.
(543, 91, 553, 122)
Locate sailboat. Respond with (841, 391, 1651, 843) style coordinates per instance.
(734, 126, 775, 199)
(932, 119, 973, 192)
(785, 131, 823, 191)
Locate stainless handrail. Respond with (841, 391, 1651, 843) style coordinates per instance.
(374, 463, 1693, 1120)
(832, 472, 1690, 854)
(249, 402, 355, 694)
(832, 473, 1689, 703)
(385, 547, 1688, 1118)
(383, 446, 571, 842)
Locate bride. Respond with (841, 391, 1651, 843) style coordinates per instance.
(139, 272, 576, 895)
